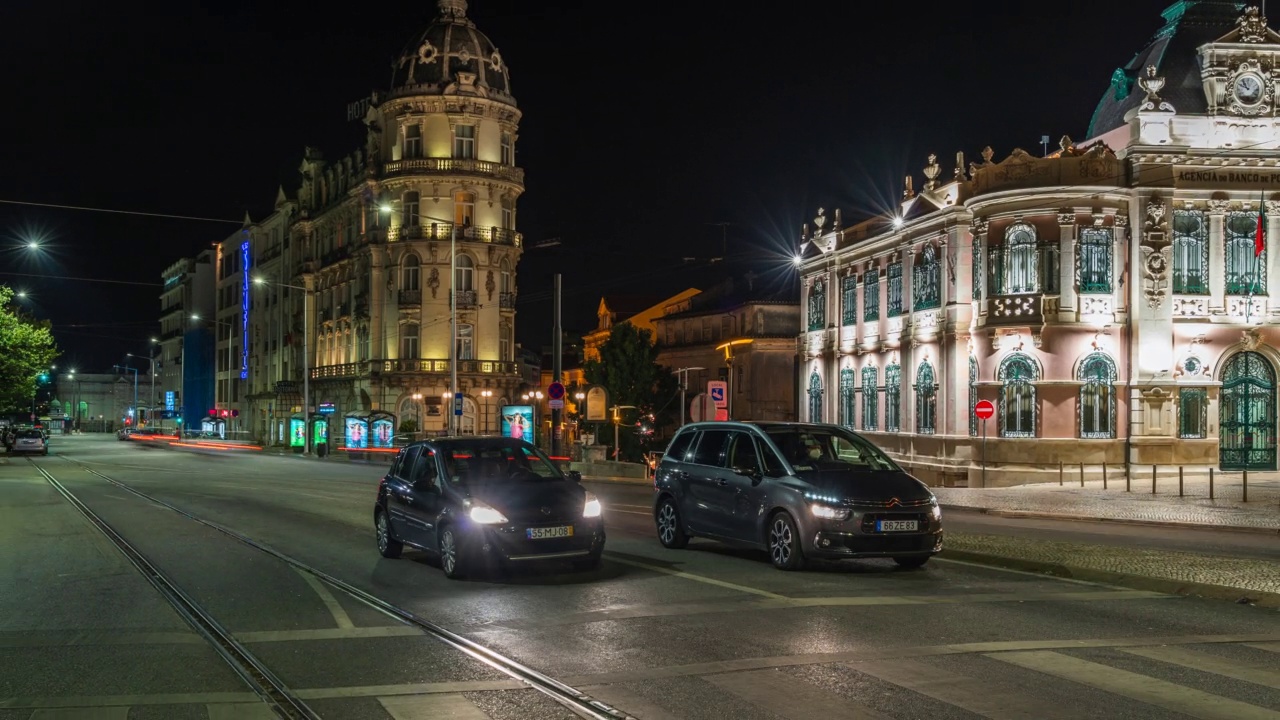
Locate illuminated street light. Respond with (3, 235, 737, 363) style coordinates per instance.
(27, 241, 39, 250)
(792, 255, 802, 267)
(892, 216, 904, 229)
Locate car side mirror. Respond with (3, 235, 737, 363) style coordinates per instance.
(733, 466, 762, 481)
(565, 470, 583, 483)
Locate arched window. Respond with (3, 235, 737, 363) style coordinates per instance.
(838, 367, 855, 428)
(841, 275, 857, 326)
(913, 246, 941, 310)
(1226, 211, 1266, 295)
(1078, 227, 1113, 294)
(402, 191, 420, 227)
(968, 355, 979, 437)
(456, 323, 474, 361)
(861, 365, 878, 431)
(807, 371, 823, 423)
(1172, 210, 1209, 294)
(401, 255, 420, 290)
(1078, 352, 1117, 439)
(1001, 223, 1039, 294)
(455, 254, 474, 291)
(998, 353, 1037, 437)
(399, 323, 419, 360)
(807, 278, 826, 331)
(884, 363, 902, 432)
(916, 361, 937, 435)
(887, 262, 904, 317)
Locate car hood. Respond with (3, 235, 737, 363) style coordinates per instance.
(795, 469, 932, 502)
(463, 480, 585, 523)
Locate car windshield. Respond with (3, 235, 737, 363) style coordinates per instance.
(764, 426, 899, 473)
(439, 441, 563, 484)
(17, 430, 43, 439)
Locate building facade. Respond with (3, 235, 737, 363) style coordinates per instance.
(158, 251, 214, 430)
(583, 290, 701, 362)
(56, 372, 137, 433)
(796, 3, 1280, 486)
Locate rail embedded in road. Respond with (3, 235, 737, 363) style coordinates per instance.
(45, 454, 636, 720)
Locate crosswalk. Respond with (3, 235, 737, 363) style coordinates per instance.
(6, 641, 1278, 719)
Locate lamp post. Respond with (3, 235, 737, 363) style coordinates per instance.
(673, 366, 705, 426)
(480, 389, 493, 433)
(574, 391, 586, 447)
(126, 352, 157, 425)
(251, 277, 315, 455)
(191, 314, 235, 434)
(411, 392, 424, 439)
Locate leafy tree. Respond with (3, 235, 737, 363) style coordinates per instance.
(0, 286, 59, 413)
(582, 323, 678, 461)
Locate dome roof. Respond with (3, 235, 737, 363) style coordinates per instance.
(1086, 1, 1242, 139)
(389, 0, 514, 105)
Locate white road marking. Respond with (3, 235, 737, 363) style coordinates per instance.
(30, 708, 129, 719)
(580, 684, 681, 720)
(296, 568, 355, 629)
(1120, 645, 1280, 689)
(987, 650, 1280, 720)
(379, 693, 492, 719)
(605, 555, 787, 599)
(845, 657, 1078, 719)
(705, 668, 888, 719)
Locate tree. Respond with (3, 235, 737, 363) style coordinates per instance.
(582, 323, 678, 461)
(0, 286, 59, 413)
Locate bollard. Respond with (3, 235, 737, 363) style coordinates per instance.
(1126, 465, 1131, 493)
(1209, 467, 1215, 500)
(1080, 462, 1085, 487)
(1178, 466, 1183, 497)
(1243, 469, 1249, 503)
(1059, 461, 1064, 486)
(1152, 464, 1157, 494)
(1103, 463, 1108, 490)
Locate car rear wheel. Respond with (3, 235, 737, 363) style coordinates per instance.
(893, 555, 929, 569)
(375, 510, 403, 559)
(655, 497, 688, 549)
(768, 512, 805, 571)
(439, 525, 466, 579)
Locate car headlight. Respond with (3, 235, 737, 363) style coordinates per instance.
(810, 503, 851, 521)
(583, 492, 602, 518)
(469, 505, 509, 524)
(930, 496, 942, 520)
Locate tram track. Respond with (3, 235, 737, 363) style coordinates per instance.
(39, 454, 636, 720)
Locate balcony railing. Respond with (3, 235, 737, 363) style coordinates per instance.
(388, 222, 522, 247)
(499, 291, 517, 309)
(382, 157, 525, 185)
(398, 289, 421, 305)
(456, 290, 477, 308)
(309, 358, 519, 380)
(984, 294, 1045, 325)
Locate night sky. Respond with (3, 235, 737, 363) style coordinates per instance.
(1, 0, 1164, 372)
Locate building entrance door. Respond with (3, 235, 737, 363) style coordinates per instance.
(1219, 351, 1277, 471)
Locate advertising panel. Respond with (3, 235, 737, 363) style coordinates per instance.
(344, 417, 368, 448)
(500, 405, 534, 444)
(312, 419, 328, 446)
(371, 418, 394, 448)
(290, 419, 305, 447)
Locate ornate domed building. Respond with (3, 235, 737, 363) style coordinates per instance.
(208, 0, 525, 443)
(796, 3, 1280, 486)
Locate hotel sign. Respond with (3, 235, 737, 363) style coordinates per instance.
(1173, 167, 1280, 188)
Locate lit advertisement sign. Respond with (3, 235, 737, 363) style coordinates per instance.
(290, 419, 305, 447)
(371, 418, 394, 448)
(345, 417, 368, 449)
(500, 405, 534, 444)
(240, 237, 250, 380)
(165, 391, 175, 411)
(313, 418, 328, 446)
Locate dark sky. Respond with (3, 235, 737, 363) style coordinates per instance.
(1, 0, 1164, 372)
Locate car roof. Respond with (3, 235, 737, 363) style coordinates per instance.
(406, 436, 534, 449)
(675, 421, 839, 432)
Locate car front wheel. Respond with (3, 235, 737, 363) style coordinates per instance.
(768, 512, 805, 571)
(655, 497, 689, 549)
(439, 526, 466, 579)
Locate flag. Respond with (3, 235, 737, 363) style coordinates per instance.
(1256, 192, 1266, 258)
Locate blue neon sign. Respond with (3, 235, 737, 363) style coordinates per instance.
(241, 238, 250, 380)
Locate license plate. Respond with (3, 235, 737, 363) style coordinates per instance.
(526, 526, 574, 540)
(875, 520, 919, 532)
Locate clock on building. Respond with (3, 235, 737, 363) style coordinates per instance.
(1234, 73, 1265, 105)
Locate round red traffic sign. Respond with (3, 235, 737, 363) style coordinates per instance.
(974, 399, 995, 420)
(547, 382, 566, 400)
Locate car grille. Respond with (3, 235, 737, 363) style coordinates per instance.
(859, 512, 931, 533)
(848, 497, 933, 509)
(840, 533, 937, 553)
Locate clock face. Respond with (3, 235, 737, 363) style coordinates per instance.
(1235, 73, 1264, 104)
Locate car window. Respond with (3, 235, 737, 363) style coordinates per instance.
(441, 442, 562, 483)
(397, 446, 421, 478)
(17, 430, 43, 439)
(408, 451, 437, 484)
(389, 448, 406, 477)
(724, 432, 760, 473)
(760, 442, 787, 477)
(689, 429, 729, 466)
(765, 427, 899, 472)
(663, 430, 697, 462)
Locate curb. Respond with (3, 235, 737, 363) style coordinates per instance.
(943, 505, 1280, 536)
(940, 548, 1280, 609)
(580, 476, 652, 487)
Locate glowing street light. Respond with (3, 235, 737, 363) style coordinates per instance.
(891, 216, 904, 230)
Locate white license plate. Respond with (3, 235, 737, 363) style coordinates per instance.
(875, 520, 919, 532)
(526, 526, 574, 540)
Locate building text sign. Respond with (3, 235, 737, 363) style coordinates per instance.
(1173, 166, 1280, 188)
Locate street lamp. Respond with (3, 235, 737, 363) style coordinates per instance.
(126, 352, 157, 425)
(673, 366, 705, 426)
(480, 389, 493, 433)
(411, 392, 424, 438)
(251, 277, 315, 455)
(190, 313, 236, 429)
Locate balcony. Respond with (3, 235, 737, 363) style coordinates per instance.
(388, 222, 522, 247)
(456, 290, 477, 308)
(398, 289, 421, 305)
(382, 157, 524, 185)
(983, 294, 1045, 326)
(499, 291, 517, 309)
(309, 358, 519, 380)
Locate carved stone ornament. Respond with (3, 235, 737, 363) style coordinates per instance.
(1144, 194, 1167, 230)
(1208, 198, 1232, 214)
(1266, 200, 1280, 215)
(1137, 65, 1175, 112)
(1115, 213, 1129, 229)
(1237, 6, 1269, 43)
(903, 176, 915, 200)
(1139, 194, 1173, 309)
(1243, 327, 1263, 350)
(834, 208, 842, 231)
(814, 208, 827, 233)
(971, 217, 990, 236)
(1228, 59, 1274, 116)
(923, 154, 941, 190)
(427, 268, 440, 299)
(945, 240, 957, 284)
(1057, 209, 1075, 225)
(981, 146, 995, 164)
(954, 151, 966, 181)
(485, 270, 495, 301)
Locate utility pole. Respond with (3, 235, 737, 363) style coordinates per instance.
(551, 273, 562, 457)
(673, 366, 705, 426)
(449, 224, 458, 436)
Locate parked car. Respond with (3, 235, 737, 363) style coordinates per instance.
(10, 429, 49, 456)
(374, 436, 606, 579)
(652, 421, 942, 570)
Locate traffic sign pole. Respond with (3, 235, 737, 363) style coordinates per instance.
(973, 399, 995, 488)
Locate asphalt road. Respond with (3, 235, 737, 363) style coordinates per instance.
(1, 435, 1277, 720)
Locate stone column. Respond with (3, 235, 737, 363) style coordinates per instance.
(1113, 212, 1128, 313)
(972, 218, 990, 312)
(900, 245, 915, 434)
(370, 246, 385, 361)
(1058, 210, 1078, 313)
(1208, 200, 1229, 313)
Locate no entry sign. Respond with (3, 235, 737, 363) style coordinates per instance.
(974, 399, 995, 420)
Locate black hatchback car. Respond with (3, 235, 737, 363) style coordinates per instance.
(653, 421, 942, 570)
(374, 437, 606, 579)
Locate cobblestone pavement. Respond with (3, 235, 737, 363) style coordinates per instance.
(947, 532, 1280, 600)
(936, 473, 1280, 530)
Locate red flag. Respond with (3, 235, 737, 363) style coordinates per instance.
(1257, 193, 1266, 258)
